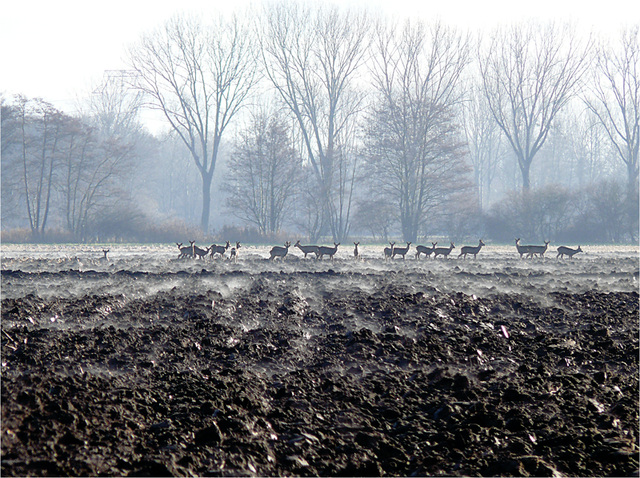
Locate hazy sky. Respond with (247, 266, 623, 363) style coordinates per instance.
(1, 0, 637, 125)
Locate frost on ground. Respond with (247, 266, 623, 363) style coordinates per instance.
(1, 244, 638, 476)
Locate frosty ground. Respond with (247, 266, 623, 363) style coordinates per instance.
(1, 244, 638, 476)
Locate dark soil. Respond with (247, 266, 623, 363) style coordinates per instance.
(1, 268, 638, 476)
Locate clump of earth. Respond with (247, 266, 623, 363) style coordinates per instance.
(1, 244, 638, 476)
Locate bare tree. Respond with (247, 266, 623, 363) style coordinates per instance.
(11, 96, 64, 239)
(585, 26, 639, 196)
(1, 96, 25, 227)
(1, 94, 143, 241)
(352, 197, 396, 242)
(478, 22, 592, 190)
(259, 2, 369, 242)
(88, 70, 145, 138)
(566, 109, 620, 187)
(58, 119, 137, 241)
(461, 81, 504, 209)
(366, 20, 471, 242)
(129, 13, 258, 231)
(223, 106, 301, 235)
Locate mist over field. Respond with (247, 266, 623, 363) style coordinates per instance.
(2, 243, 637, 301)
(1, 243, 638, 476)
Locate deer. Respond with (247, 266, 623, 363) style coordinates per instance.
(317, 243, 340, 260)
(353, 242, 361, 261)
(269, 241, 291, 261)
(458, 239, 485, 259)
(556, 245, 583, 260)
(193, 244, 211, 260)
(229, 242, 241, 263)
(383, 242, 395, 261)
(392, 242, 411, 260)
(433, 242, 455, 259)
(415, 242, 437, 259)
(176, 241, 195, 259)
(526, 240, 550, 259)
(99, 249, 110, 262)
(294, 240, 319, 259)
(210, 241, 231, 259)
(515, 238, 533, 259)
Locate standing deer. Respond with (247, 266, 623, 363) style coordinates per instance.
(269, 241, 291, 261)
(415, 242, 437, 259)
(458, 239, 485, 259)
(317, 243, 340, 260)
(392, 242, 411, 260)
(526, 240, 550, 259)
(99, 249, 110, 262)
(515, 238, 533, 259)
(353, 242, 361, 261)
(384, 242, 396, 261)
(210, 241, 231, 259)
(176, 242, 195, 259)
(229, 242, 241, 263)
(433, 242, 455, 259)
(193, 244, 211, 260)
(294, 240, 319, 259)
(556, 245, 583, 260)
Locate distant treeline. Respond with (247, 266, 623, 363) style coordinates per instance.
(1, 6, 638, 244)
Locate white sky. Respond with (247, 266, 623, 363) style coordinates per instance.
(1, 0, 637, 129)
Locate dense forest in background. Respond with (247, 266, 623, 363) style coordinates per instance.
(1, 3, 638, 245)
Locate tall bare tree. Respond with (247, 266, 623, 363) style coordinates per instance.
(58, 118, 137, 241)
(1, 96, 25, 227)
(461, 81, 504, 209)
(585, 26, 639, 196)
(223, 107, 301, 235)
(478, 22, 591, 190)
(129, 13, 257, 231)
(88, 70, 144, 138)
(568, 109, 619, 187)
(259, 2, 369, 242)
(366, 20, 471, 242)
(12, 96, 64, 239)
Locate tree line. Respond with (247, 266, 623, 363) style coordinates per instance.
(1, 3, 638, 244)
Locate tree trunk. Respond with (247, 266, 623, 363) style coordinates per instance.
(520, 159, 531, 190)
(201, 171, 213, 232)
(627, 161, 638, 198)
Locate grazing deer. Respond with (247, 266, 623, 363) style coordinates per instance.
(229, 242, 241, 263)
(353, 242, 361, 261)
(515, 238, 533, 259)
(176, 241, 194, 259)
(317, 243, 340, 260)
(433, 242, 455, 259)
(392, 242, 411, 260)
(526, 240, 550, 259)
(193, 244, 211, 260)
(270, 241, 291, 261)
(210, 241, 231, 259)
(384, 242, 395, 261)
(294, 240, 319, 259)
(458, 239, 485, 259)
(556, 245, 583, 260)
(415, 242, 437, 259)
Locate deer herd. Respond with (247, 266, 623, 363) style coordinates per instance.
(174, 238, 584, 262)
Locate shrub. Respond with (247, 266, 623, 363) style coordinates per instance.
(563, 179, 638, 243)
(484, 185, 577, 242)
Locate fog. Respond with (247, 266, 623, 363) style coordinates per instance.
(2, 244, 637, 302)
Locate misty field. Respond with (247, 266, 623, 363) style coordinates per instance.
(1, 243, 638, 476)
